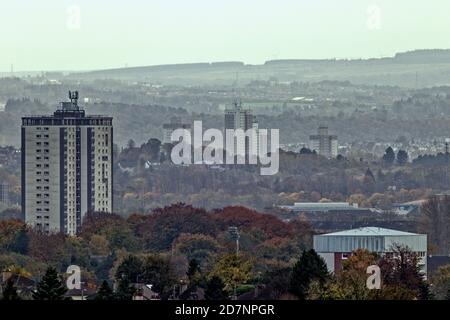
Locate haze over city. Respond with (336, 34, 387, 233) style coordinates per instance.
(2, 0, 450, 71)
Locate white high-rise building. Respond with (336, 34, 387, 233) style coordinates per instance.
(309, 126, 338, 158)
(224, 100, 258, 159)
(162, 117, 191, 144)
(21, 91, 113, 235)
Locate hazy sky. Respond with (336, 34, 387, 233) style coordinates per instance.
(1, 0, 450, 71)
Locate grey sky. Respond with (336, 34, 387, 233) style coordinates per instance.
(1, 0, 450, 71)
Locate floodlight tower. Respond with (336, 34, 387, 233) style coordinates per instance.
(228, 226, 240, 255)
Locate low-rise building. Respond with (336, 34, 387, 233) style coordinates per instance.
(313, 227, 427, 276)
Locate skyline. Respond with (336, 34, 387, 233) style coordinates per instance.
(1, 0, 450, 72)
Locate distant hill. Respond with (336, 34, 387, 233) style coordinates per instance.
(394, 49, 450, 63)
(68, 49, 450, 88)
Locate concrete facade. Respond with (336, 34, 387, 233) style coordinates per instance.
(21, 91, 113, 235)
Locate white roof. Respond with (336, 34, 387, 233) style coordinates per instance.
(321, 227, 420, 237)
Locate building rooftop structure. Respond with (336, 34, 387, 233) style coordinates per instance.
(280, 202, 364, 212)
(323, 227, 418, 237)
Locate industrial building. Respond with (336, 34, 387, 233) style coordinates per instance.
(313, 227, 427, 276)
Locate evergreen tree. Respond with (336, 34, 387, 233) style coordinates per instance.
(2, 278, 21, 300)
(95, 280, 114, 300)
(114, 276, 136, 300)
(364, 168, 375, 182)
(299, 147, 313, 155)
(397, 150, 409, 165)
(289, 249, 329, 299)
(10, 226, 29, 254)
(187, 259, 201, 282)
(383, 147, 395, 166)
(205, 276, 227, 300)
(32, 267, 67, 300)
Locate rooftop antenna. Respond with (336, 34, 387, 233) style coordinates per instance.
(69, 90, 79, 108)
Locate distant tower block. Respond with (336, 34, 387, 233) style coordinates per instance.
(224, 100, 259, 158)
(309, 126, 338, 158)
(0, 183, 9, 207)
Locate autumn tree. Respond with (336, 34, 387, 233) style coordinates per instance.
(138, 204, 216, 251)
(376, 245, 429, 300)
(115, 254, 143, 283)
(429, 265, 450, 300)
(141, 254, 177, 298)
(0, 219, 28, 254)
(210, 254, 253, 297)
(309, 249, 379, 300)
(173, 233, 221, 266)
(419, 195, 450, 254)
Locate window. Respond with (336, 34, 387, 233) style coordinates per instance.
(342, 253, 349, 260)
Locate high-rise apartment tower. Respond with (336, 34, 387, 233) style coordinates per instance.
(21, 91, 113, 235)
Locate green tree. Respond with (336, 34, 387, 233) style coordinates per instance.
(32, 267, 67, 300)
(141, 254, 177, 297)
(95, 280, 114, 300)
(187, 258, 201, 285)
(205, 276, 227, 300)
(383, 147, 395, 166)
(289, 249, 329, 299)
(114, 276, 136, 300)
(2, 278, 21, 300)
(115, 255, 143, 283)
(397, 150, 409, 165)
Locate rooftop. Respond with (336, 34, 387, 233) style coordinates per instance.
(320, 227, 421, 237)
(280, 202, 362, 212)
